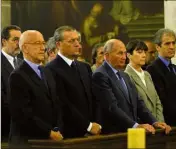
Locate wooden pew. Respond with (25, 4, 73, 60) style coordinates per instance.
(29, 127, 176, 149)
(2, 127, 176, 149)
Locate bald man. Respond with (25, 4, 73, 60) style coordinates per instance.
(8, 30, 63, 148)
(92, 39, 171, 134)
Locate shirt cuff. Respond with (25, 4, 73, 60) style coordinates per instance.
(133, 123, 139, 128)
(87, 122, 92, 132)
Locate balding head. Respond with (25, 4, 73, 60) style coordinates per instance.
(19, 30, 45, 64)
(104, 39, 124, 53)
(19, 30, 43, 50)
(104, 39, 126, 69)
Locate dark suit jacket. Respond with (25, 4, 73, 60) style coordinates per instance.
(8, 61, 63, 147)
(147, 58, 176, 126)
(92, 61, 156, 134)
(1, 52, 22, 140)
(46, 55, 94, 138)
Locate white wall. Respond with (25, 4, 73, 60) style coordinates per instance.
(164, 1, 176, 64)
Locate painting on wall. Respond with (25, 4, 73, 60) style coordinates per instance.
(11, 0, 164, 62)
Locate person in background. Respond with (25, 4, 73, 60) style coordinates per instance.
(1, 25, 22, 141)
(8, 30, 63, 148)
(46, 26, 101, 138)
(92, 39, 171, 135)
(45, 37, 58, 63)
(125, 39, 165, 122)
(91, 43, 104, 72)
(142, 40, 157, 70)
(147, 28, 176, 126)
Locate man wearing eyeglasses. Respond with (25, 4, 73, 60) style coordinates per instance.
(46, 26, 101, 138)
(8, 30, 63, 148)
(1, 25, 22, 141)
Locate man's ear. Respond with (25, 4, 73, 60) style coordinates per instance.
(155, 44, 160, 52)
(22, 44, 28, 54)
(104, 52, 109, 60)
(2, 39, 7, 47)
(127, 53, 131, 59)
(56, 41, 61, 48)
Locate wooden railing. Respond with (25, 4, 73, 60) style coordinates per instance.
(2, 127, 176, 149)
(29, 127, 176, 149)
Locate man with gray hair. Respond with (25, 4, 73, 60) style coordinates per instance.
(92, 39, 171, 134)
(147, 28, 176, 126)
(46, 26, 101, 138)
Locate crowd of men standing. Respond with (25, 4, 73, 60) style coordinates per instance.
(1, 25, 176, 148)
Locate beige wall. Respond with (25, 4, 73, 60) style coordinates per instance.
(164, 1, 176, 64)
(1, 0, 11, 29)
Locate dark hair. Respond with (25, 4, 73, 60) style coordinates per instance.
(154, 28, 176, 46)
(54, 25, 76, 42)
(92, 43, 104, 64)
(126, 39, 148, 54)
(1, 25, 21, 41)
(45, 37, 56, 53)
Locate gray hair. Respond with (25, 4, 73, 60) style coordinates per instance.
(154, 28, 176, 46)
(103, 39, 115, 53)
(53, 25, 80, 42)
(46, 37, 56, 52)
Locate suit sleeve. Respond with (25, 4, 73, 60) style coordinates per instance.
(8, 72, 52, 137)
(92, 72, 136, 129)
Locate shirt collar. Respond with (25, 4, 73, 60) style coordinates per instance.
(158, 55, 170, 67)
(24, 58, 40, 71)
(128, 64, 144, 75)
(2, 50, 15, 62)
(58, 51, 73, 66)
(105, 60, 118, 74)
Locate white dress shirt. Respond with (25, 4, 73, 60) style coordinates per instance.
(2, 50, 16, 69)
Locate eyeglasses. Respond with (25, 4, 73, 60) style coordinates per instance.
(10, 37, 20, 43)
(24, 41, 46, 47)
(62, 38, 82, 44)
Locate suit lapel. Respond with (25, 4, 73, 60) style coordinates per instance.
(75, 61, 91, 104)
(55, 55, 76, 85)
(103, 62, 130, 103)
(126, 65, 147, 92)
(1, 52, 14, 73)
(43, 68, 56, 102)
(125, 65, 154, 106)
(22, 61, 50, 97)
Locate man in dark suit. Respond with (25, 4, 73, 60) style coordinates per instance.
(8, 30, 63, 148)
(46, 26, 101, 138)
(147, 28, 176, 126)
(92, 39, 171, 134)
(1, 25, 22, 140)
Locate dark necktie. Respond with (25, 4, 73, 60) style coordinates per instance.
(168, 63, 175, 74)
(71, 61, 78, 71)
(13, 58, 18, 69)
(116, 71, 129, 98)
(38, 66, 48, 90)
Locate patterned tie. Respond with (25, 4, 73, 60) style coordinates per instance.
(168, 63, 175, 74)
(116, 71, 129, 98)
(13, 58, 18, 69)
